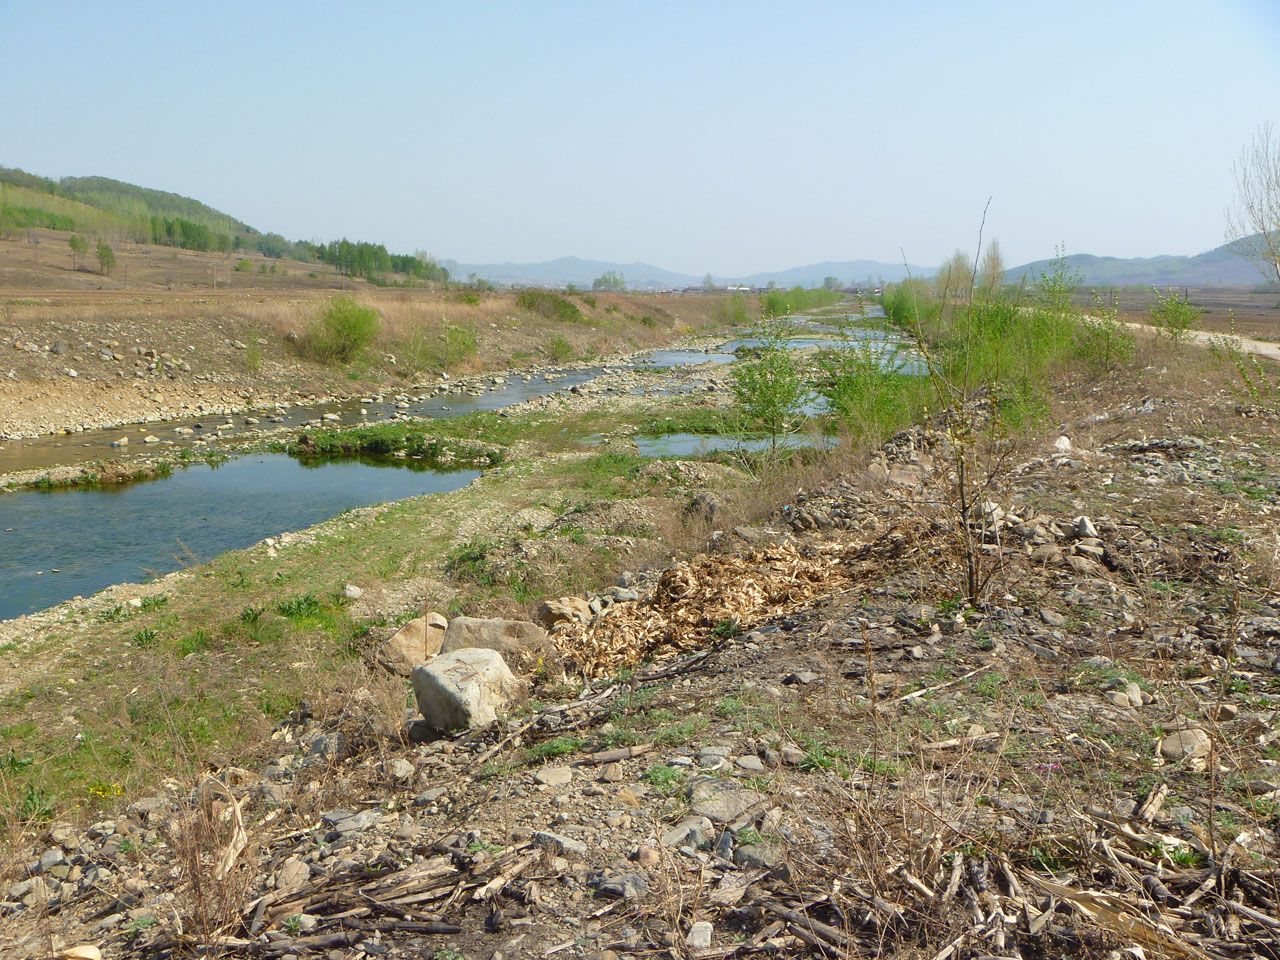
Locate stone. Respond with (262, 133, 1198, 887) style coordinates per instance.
(1074, 516, 1099, 540)
(378, 617, 445, 676)
(690, 778, 766, 824)
(1054, 436, 1072, 452)
(1105, 691, 1132, 708)
(535, 597, 593, 629)
(110, 436, 129, 447)
(276, 857, 309, 892)
(686, 921, 713, 949)
(1160, 728, 1212, 761)
(662, 815, 715, 848)
(534, 766, 572, 787)
(533, 830, 587, 857)
(734, 755, 765, 773)
(1040, 608, 1066, 627)
(1124, 681, 1144, 707)
(592, 873, 649, 900)
(412, 649, 522, 731)
(600, 761, 625, 782)
(342, 584, 363, 600)
(440, 617, 550, 672)
(385, 758, 415, 782)
(734, 844, 782, 870)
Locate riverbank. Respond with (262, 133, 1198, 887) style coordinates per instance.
(4, 328, 1280, 958)
(0, 286, 746, 441)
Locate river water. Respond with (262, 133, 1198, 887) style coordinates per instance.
(1, 313, 907, 620)
(0, 455, 478, 620)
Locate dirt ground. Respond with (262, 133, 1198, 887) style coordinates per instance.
(0, 255, 744, 441)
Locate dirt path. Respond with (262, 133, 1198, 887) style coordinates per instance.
(1124, 319, 1280, 359)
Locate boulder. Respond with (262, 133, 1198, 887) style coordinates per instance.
(378, 615, 447, 676)
(441, 616, 550, 672)
(1160, 728, 1212, 761)
(535, 597, 593, 630)
(412, 648, 522, 731)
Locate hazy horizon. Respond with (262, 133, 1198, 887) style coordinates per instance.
(1, 0, 1277, 276)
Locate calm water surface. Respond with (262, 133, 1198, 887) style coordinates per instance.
(0, 454, 477, 620)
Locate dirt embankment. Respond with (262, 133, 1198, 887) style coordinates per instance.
(0, 285, 743, 440)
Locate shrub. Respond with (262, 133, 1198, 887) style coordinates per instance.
(1149, 287, 1202, 344)
(546, 335, 574, 363)
(234, 259, 253, 272)
(515, 289, 583, 323)
(730, 322, 806, 449)
(309, 296, 381, 364)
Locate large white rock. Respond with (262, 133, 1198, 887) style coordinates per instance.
(378, 614, 447, 676)
(440, 616, 549, 672)
(412, 648, 521, 731)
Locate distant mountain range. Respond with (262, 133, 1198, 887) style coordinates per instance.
(446, 256, 927, 290)
(5, 164, 1271, 290)
(1006, 238, 1276, 288)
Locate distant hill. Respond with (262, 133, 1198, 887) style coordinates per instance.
(446, 256, 699, 290)
(731, 260, 925, 288)
(1007, 239, 1275, 288)
(450, 256, 927, 290)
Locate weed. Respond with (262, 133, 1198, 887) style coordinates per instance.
(525, 735, 586, 762)
(641, 764, 686, 795)
(131, 628, 158, 649)
(278, 592, 323, 619)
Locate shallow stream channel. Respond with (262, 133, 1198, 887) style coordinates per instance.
(0, 312, 907, 620)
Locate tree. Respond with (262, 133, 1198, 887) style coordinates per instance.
(977, 238, 1005, 296)
(731, 322, 805, 451)
(701, 272, 716, 292)
(935, 249, 973, 298)
(592, 270, 626, 292)
(96, 240, 116, 275)
(822, 276, 842, 291)
(68, 234, 88, 270)
(1226, 122, 1280, 298)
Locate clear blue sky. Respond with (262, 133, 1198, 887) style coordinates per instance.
(1, 0, 1277, 275)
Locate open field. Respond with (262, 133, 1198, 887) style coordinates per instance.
(1080, 284, 1280, 340)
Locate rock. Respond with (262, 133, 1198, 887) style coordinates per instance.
(592, 873, 649, 900)
(342, 583, 364, 600)
(1160, 728, 1212, 761)
(412, 649, 522, 731)
(276, 857, 309, 892)
(533, 831, 587, 857)
(1074, 516, 1099, 540)
(662, 815, 715, 848)
(110, 436, 129, 447)
(690, 778, 766, 824)
(535, 597, 593, 629)
(440, 616, 550, 672)
(378, 616, 445, 676)
(385, 758, 415, 782)
(686, 921, 713, 949)
(1040, 608, 1066, 627)
(600, 761, 625, 782)
(734, 844, 782, 870)
(533, 766, 572, 787)
(321, 809, 380, 838)
(1054, 436, 1072, 452)
(1125, 681, 1144, 707)
(1105, 691, 1132, 708)
(734, 755, 765, 773)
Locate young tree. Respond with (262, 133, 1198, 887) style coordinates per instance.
(701, 272, 716, 292)
(68, 234, 88, 270)
(96, 240, 116, 275)
(731, 323, 805, 451)
(1226, 122, 1280, 299)
(592, 270, 626, 292)
(935, 249, 974, 298)
(977, 238, 1005, 296)
(822, 276, 842, 291)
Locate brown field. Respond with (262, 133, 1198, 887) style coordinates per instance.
(1078, 284, 1280, 340)
(0, 231, 749, 438)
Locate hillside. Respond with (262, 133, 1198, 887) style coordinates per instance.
(1008, 237, 1277, 288)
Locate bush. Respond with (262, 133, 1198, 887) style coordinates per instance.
(515, 289, 583, 323)
(309, 296, 381, 364)
(817, 342, 917, 443)
(234, 259, 253, 272)
(1149, 287, 1202, 344)
(546, 335, 574, 363)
